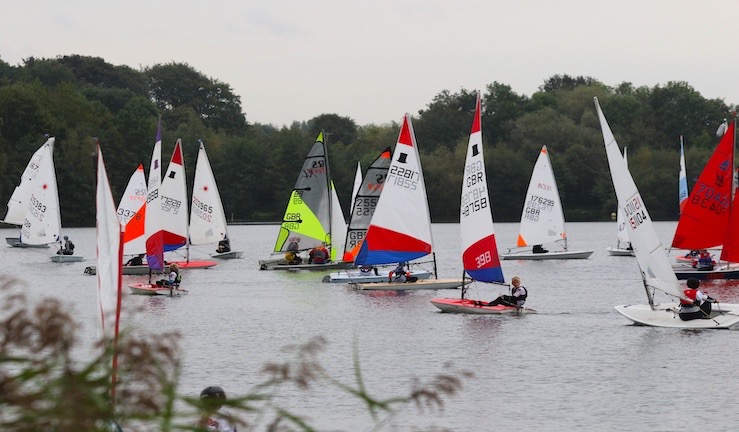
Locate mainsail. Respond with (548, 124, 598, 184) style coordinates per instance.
(3, 137, 56, 225)
(117, 164, 147, 256)
(160, 139, 188, 252)
(189, 141, 229, 246)
(461, 93, 503, 283)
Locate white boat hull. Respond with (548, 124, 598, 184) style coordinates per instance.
(323, 269, 433, 283)
(129, 283, 188, 296)
(351, 278, 464, 291)
(85, 264, 170, 275)
(614, 303, 739, 329)
(501, 249, 594, 260)
(6, 237, 49, 248)
(211, 250, 244, 259)
(606, 247, 634, 256)
(50, 255, 84, 263)
(430, 298, 536, 314)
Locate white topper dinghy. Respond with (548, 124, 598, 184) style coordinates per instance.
(431, 93, 535, 314)
(501, 145, 593, 260)
(596, 97, 739, 328)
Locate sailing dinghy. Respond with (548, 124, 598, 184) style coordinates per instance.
(14, 136, 84, 262)
(324, 147, 432, 283)
(606, 148, 634, 256)
(596, 97, 739, 328)
(350, 114, 463, 291)
(670, 121, 739, 280)
(259, 132, 351, 271)
(129, 127, 188, 295)
(3, 137, 54, 248)
(190, 141, 243, 259)
(431, 93, 535, 314)
(501, 145, 593, 260)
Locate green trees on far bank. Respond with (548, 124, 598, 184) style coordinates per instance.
(0, 55, 735, 226)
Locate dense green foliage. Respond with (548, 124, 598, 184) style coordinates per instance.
(0, 55, 736, 226)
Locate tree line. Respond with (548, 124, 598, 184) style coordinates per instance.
(0, 55, 736, 227)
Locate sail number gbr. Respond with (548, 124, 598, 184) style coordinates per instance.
(462, 161, 488, 217)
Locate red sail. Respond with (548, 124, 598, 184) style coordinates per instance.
(672, 122, 735, 250)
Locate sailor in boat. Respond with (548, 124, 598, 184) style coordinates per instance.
(197, 385, 238, 432)
(285, 239, 303, 264)
(388, 263, 417, 283)
(691, 250, 715, 271)
(125, 253, 145, 266)
(484, 276, 528, 307)
(678, 278, 716, 321)
(216, 238, 231, 253)
(308, 243, 329, 264)
(157, 263, 182, 287)
(56, 235, 75, 255)
(360, 265, 379, 275)
(532, 244, 548, 254)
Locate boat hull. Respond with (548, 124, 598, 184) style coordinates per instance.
(50, 255, 84, 263)
(501, 249, 594, 260)
(6, 237, 50, 248)
(606, 247, 634, 257)
(259, 259, 353, 271)
(128, 283, 188, 296)
(351, 278, 464, 291)
(323, 269, 433, 283)
(614, 303, 739, 328)
(673, 266, 739, 281)
(430, 298, 536, 314)
(211, 250, 244, 259)
(85, 264, 170, 275)
(169, 260, 218, 270)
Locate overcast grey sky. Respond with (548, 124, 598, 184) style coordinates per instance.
(3, 0, 738, 127)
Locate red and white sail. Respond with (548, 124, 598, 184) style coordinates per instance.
(355, 114, 433, 265)
(117, 164, 147, 256)
(160, 139, 188, 251)
(461, 93, 503, 283)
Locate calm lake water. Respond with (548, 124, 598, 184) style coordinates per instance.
(2, 221, 739, 431)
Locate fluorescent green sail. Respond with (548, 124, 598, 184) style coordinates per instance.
(273, 134, 331, 252)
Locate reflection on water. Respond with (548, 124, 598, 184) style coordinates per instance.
(2, 222, 739, 430)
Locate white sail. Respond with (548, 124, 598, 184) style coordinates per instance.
(144, 127, 165, 271)
(117, 164, 147, 256)
(615, 148, 630, 245)
(595, 97, 682, 299)
(160, 139, 188, 251)
(190, 142, 228, 246)
(96, 145, 123, 342)
(4, 137, 55, 225)
(329, 181, 347, 261)
(20, 142, 61, 245)
(516, 145, 566, 248)
(350, 162, 362, 214)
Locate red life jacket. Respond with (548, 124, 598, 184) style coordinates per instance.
(680, 288, 698, 306)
